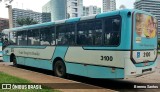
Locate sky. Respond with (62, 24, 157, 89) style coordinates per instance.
(0, 0, 136, 18)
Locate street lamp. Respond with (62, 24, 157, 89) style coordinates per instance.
(4, 0, 13, 28)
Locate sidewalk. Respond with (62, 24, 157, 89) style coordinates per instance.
(0, 62, 115, 92)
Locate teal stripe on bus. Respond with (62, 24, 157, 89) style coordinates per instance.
(96, 10, 120, 18)
(3, 55, 10, 62)
(0, 51, 3, 54)
(66, 62, 124, 78)
(16, 57, 52, 70)
(7, 46, 47, 49)
(6, 22, 55, 31)
(66, 17, 80, 23)
(52, 46, 69, 62)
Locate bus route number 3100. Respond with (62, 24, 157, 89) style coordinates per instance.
(101, 56, 113, 61)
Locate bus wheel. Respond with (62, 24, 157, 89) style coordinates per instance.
(12, 55, 17, 67)
(54, 60, 66, 78)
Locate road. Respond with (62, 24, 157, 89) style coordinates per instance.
(0, 56, 160, 92)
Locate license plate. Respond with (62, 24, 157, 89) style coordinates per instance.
(142, 68, 152, 73)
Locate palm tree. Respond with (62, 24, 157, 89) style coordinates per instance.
(16, 17, 38, 26)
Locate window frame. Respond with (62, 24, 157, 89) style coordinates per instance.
(55, 23, 76, 46)
(102, 15, 122, 47)
(4, 15, 122, 47)
(76, 15, 122, 47)
(77, 19, 103, 46)
(17, 30, 28, 46)
(39, 26, 56, 46)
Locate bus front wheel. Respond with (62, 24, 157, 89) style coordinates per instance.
(54, 60, 66, 78)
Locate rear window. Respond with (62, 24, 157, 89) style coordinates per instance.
(136, 13, 158, 38)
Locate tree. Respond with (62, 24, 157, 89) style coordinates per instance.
(119, 5, 126, 10)
(16, 17, 38, 26)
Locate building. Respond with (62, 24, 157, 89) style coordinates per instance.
(42, 1, 51, 13)
(42, 1, 51, 23)
(12, 8, 42, 27)
(42, 13, 51, 23)
(103, 0, 116, 12)
(0, 18, 9, 32)
(67, 0, 83, 18)
(134, 0, 160, 34)
(42, 0, 67, 22)
(83, 6, 101, 16)
(42, 0, 83, 21)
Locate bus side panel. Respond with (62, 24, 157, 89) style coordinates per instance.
(0, 43, 2, 60)
(65, 62, 88, 77)
(0, 52, 2, 60)
(87, 65, 124, 78)
(120, 10, 132, 51)
(66, 62, 124, 78)
(16, 57, 52, 70)
(3, 55, 10, 62)
(64, 47, 126, 78)
(3, 46, 55, 70)
(52, 46, 69, 68)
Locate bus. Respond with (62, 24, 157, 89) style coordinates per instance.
(0, 33, 3, 61)
(2, 9, 158, 79)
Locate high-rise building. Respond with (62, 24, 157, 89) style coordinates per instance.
(12, 8, 42, 27)
(42, 0, 83, 21)
(0, 18, 9, 32)
(42, 13, 51, 23)
(103, 0, 116, 12)
(42, 0, 67, 22)
(83, 6, 101, 16)
(42, 1, 51, 13)
(42, 1, 51, 23)
(134, 0, 160, 33)
(67, 0, 83, 18)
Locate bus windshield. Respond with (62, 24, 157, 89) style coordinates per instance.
(132, 13, 158, 64)
(134, 13, 158, 50)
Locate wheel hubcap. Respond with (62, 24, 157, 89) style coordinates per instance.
(57, 64, 63, 76)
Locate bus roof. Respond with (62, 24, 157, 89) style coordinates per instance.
(3, 9, 155, 32)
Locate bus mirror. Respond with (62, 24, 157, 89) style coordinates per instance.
(127, 12, 131, 17)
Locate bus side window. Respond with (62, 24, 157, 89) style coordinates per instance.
(77, 20, 102, 46)
(28, 29, 40, 46)
(56, 25, 66, 45)
(56, 24, 75, 45)
(3, 38, 9, 48)
(66, 24, 76, 45)
(40, 27, 55, 46)
(104, 17, 121, 46)
(17, 31, 27, 46)
(9, 32, 17, 45)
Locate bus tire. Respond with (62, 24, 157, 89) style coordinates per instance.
(54, 60, 66, 78)
(11, 55, 17, 67)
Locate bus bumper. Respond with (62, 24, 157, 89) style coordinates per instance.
(125, 70, 155, 79)
(124, 58, 157, 79)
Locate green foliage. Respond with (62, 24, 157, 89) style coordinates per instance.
(0, 72, 59, 92)
(16, 17, 38, 26)
(0, 72, 31, 83)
